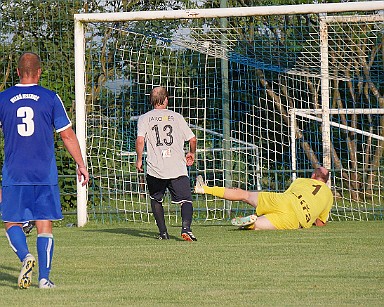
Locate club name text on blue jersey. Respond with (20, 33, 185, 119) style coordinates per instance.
(10, 93, 40, 103)
(149, 115, 175, 122)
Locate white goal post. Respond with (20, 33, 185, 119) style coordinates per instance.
(74, 2, 384, 226)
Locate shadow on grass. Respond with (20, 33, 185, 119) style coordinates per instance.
(82, 227, 183, 240)
(0, 264, 20, 289)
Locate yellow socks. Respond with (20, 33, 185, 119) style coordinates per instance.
(203, 186, 226, 198)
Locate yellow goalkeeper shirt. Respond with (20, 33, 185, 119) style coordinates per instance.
(286, 178, 334, 228)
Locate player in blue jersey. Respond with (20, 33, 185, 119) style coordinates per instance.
(136, 86, 197, 241)
(0, 52, 89, 289)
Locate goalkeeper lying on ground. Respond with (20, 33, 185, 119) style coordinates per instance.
(194, 167, 334, 230)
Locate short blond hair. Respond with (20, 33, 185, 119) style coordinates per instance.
(150, 86, 169, 106)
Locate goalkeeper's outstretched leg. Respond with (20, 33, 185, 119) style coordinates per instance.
(194, 175, 259, 208)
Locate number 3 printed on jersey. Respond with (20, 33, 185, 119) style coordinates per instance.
(17, 106, 34, 136)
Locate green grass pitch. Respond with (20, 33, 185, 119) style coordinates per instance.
(0, 221, 383, 306)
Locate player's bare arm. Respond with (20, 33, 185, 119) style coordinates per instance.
(135, 136, 145, 171)
(60, 127, 89, 186)
(186, 136, 197, 166)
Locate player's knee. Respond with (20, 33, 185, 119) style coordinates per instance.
(180, 200, 192, 206)
(150, 196, 163, 203)
(254, 216, 277, 230)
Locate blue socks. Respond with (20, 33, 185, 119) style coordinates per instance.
(6, 226, 55, 281)
(6, 226, 29, 261)
(37, 233, 54, 280)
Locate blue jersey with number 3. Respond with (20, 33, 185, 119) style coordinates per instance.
(0, 84, 71, 185)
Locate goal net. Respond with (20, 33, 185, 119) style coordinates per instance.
(74, 2, 384, 226)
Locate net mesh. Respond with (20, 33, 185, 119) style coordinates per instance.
(83, 10, 384, 223)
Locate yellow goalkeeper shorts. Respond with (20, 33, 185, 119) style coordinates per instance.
(256, 192, 300, 230)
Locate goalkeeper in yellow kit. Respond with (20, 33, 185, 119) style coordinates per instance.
(194, 167, 333, 230)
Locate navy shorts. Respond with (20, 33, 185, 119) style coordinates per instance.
(1, 185, 63, 223)
(146, 175, 192, 204)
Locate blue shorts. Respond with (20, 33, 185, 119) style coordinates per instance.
(1, 185, 63, 223)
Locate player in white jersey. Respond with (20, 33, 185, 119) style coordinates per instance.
(136, 86, 197, 241)
(0, 52, 89, 289)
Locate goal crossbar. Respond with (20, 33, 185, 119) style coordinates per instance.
(74, 1, 384, 22)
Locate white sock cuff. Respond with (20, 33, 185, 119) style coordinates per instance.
(38, 233, 53, 238)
